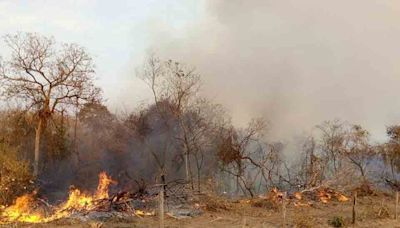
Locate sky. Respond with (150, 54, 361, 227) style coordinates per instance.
(1, 0, 400, 142)
(0, 0, 205, 109)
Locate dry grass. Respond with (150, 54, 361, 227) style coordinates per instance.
(328, 216, 345, 227)
(0, 143, 35, 205)
(201, 195, 232, 212)
(250, 198, 279, 211)
(292, 214, 314, 228)
(6, 194, 400, 227)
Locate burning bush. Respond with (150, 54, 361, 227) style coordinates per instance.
(0, 143, 35, 205)
(0, 171, 121, 224)
(0, 192, 46, 223)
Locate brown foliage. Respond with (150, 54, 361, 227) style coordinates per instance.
(250, 198, 279, 211)
(0, 143, 35, 205)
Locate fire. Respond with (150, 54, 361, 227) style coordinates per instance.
(291, 188, 349, 207)
(134, 209, 155, 217)
(0, 193, 43, 223)
(62, 189, 94, 210)
(266, 187, 284, 203)
(0, 171, 117, 224)
(294, 201, 312, 207)
(294, 192, 302, 200)
(335, 193, 349, 202)
(317, 189, 332, 204)
(95, 172, 116, 199)
(317, 188, 349, 203)
(52, 189, 95, 220)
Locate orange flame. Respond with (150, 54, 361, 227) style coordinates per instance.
(0, 193, 43, 223)
(317, 189, 349, 203)
(266, 187, 284, 203)
(294, 192, 302, 200)
(292, 188, 348, 207)
(335, 193, 349, 202)
(318, 190, 331, 203)
(0, 171, 117, 224)
(95, 172, 116, 199)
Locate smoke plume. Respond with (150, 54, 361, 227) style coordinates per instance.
(147, 0, 400, 141)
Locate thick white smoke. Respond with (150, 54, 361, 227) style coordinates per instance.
(144, 0, 400, 141)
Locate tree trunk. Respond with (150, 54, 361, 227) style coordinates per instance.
(73, 111, 80, 166)
(188, 153, 194, 190)
(360, 167, 365, 178)
(197, 169, 201, 193)
(33, 118, 43, 177)
(185, 151, 189, 182)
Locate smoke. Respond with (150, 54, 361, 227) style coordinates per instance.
(146, 0, 400, 141)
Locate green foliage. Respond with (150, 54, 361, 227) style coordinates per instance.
(328, 216, 345, 227)
(0, 143, 35, 205)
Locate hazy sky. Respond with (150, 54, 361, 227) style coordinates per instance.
(1, 0, 400, 141)
(0, 0, 204, 108)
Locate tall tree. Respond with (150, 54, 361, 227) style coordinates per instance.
(383, 125, 400, 180)
(138, 54, 201, 184)
(342, 125, 373, 179)
(0, 33, 101, 176)
(316, 120, 347, 176)
(217, 118, 270, 197)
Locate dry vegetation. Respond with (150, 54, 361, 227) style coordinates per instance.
(0, 33, 400, 227)
(4, 192, 400, 227)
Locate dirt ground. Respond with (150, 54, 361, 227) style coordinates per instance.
(3, 194, 400, 228)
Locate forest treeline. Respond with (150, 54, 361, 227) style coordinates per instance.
(0, 33, 400, 205)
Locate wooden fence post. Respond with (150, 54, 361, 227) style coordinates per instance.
(352, 192, 357, 225)
(159, 186, 164, 228)
(282, 192, 287, 227)
(396, 191, 399, 220)
(159, 173, 166, 228)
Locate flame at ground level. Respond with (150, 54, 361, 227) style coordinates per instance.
(0, 172, 117, 224)
(1, 193, 44, 223)
(96, 172, 116, 199)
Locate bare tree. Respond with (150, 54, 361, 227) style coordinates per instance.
(342, 125, 373, 179)
(137, 54, 201, 185)
(182, 99, 228, 192)
(0, 33, 101, 176)
(316, 120, 347, 176)
(217, 118, 270, 197)
(295, 136, 324, 188)
(383, 125, 400, 181)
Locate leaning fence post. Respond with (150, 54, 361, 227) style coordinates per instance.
(352, 191, 357, 225)
(282, 192, 287, 228)
(394, 191, 399, 220)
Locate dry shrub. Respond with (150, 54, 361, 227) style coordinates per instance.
(0, 143, 35, 205)
(250, 199, 279, 211)
(203, 195, 231, 212)
(354, 181, 375, 197)
(293, 214, 313, 228)
(363, 203, 391, 220)
(328, 216, 345, 227)
(376, 205, 390, 219)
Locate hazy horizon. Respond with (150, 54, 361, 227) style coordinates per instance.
(1, 0, 400, 142)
